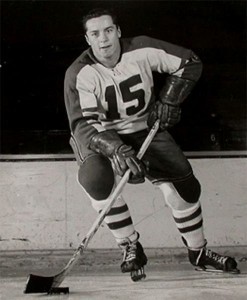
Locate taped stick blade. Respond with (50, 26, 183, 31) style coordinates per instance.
(24, 274, 54, 293)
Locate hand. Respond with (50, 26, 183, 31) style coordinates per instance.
(113, 144, 146, 184)
(89, 130, 146, 183)
(147, 101, 181, 131)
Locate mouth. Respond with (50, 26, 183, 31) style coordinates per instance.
(100, 45, 111, 50)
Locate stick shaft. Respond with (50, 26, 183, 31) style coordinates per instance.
(53, 120, 160, 286)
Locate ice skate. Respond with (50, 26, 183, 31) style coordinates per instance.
(188, 245, 240, 274)
(119, 233, 147, 281)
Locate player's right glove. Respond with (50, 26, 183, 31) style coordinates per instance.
(89, 130, 146, 184)
(147, 75, 196, 131)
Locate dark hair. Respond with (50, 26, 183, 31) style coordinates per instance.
(82, 8, 118, 33)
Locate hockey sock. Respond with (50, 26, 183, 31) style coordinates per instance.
(172, 201, 205, 249)
(89, 193, 138, 244)
(158, 182, 205, 248)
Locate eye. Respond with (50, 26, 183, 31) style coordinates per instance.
(90, 32, 98, 37)
(106, 28, 113, 33)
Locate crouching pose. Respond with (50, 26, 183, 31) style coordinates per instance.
(64, 8, 239, 280)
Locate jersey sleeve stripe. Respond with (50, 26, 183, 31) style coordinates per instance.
(81, 107, 98, 113)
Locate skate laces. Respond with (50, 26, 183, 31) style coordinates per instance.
(122, 241, 137, 262)
(204, 249, 227, 265)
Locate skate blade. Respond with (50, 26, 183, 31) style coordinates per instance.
(195, 266, 241, 274)
(131, 268, 146, 282)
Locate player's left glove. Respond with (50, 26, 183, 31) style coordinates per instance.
(147, 75, 196, 131)
(148, 101, 181, 131)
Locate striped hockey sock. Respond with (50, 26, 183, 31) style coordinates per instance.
(104, 195, 138, 243)
(91, 194, 138, 243)
(172, 201, 205, 249)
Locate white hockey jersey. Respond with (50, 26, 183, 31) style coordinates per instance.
(64, 35, 202, 153)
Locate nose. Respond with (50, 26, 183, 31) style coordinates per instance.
(99, 31, 108, 43)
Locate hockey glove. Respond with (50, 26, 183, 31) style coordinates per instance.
(148, 101, 181, 131)
(89, 130, 146, 184)
(147, 75, 196, 131)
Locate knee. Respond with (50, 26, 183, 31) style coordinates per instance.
(78, 154, 115, 200)
(173, 174, 201, 204)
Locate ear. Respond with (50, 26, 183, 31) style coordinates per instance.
(85, 34, 91, 46)
(117, 27, 121, 38)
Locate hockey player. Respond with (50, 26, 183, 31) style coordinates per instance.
(64, 8, 239, 280)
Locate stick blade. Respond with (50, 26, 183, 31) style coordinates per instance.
(24, 274, 54, 293)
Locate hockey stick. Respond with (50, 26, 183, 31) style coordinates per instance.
(24, 119, 160, 294)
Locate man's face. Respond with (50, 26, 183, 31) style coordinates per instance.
(85, 15, 121, 64)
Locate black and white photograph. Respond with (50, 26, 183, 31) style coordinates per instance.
(0, 1, 246, 299)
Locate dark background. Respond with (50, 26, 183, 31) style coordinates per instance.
(1, 0, 246, 154)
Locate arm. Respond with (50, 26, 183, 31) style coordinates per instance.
(147, 74, 198, 130)
(64, 62, 103, 155)
(133, 36, 202, 130)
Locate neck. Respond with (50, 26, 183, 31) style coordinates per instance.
(102, 54, 120, 68)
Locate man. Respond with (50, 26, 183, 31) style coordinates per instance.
(64, 8, 239, 280)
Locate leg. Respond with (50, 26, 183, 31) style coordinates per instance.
(131, 130, 239, 273)
(160, 178, 239, 273)
(158, 175, 205, 249)
(129, 130, 206, 249)
(77, 154, 137, 243)
(77, 153, 147, 278)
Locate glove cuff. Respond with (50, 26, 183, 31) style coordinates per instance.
(89, 130, 123, 158)
(159, 75, 196, 106)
